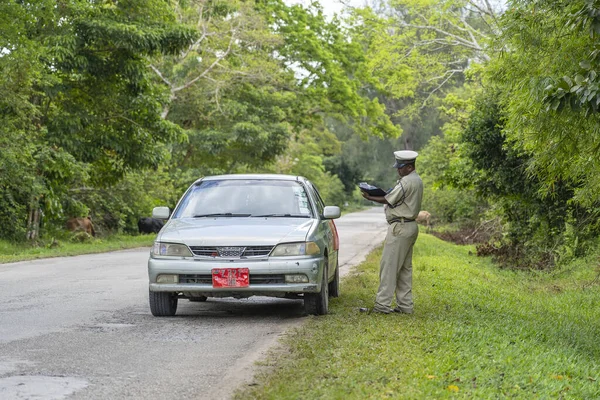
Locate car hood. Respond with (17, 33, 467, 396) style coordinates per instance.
(157, 217, 315, 246)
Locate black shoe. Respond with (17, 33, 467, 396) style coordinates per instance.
(359, 307, 390, 314)
(392, 307, 414, 314)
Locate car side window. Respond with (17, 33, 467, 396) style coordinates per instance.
(307, 182, 325, 215)
(292, 185, 312, 215)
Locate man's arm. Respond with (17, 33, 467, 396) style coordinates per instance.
(361, 191, 390, 205)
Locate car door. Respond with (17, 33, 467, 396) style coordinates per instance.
(306, 181, 338, 282)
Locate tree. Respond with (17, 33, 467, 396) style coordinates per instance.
(148, 1, 298, 178)
(457, 89, 599, 267)
(352, 0, 501, 108)
(489, 0, 600, 206)
(323, 0, 500, 187)
(270, 128, 346, 205)
(316, 0, 496, 197)
(0, 0, 196, 240)
(541, 0, 600, 115)
(262, 0, 400, 138)
(418, 83, 485, 224)
(150, 0, 399, 197)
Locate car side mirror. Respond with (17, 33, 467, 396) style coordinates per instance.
(323, 206, 341, 219)
(152, 206, 171, 219)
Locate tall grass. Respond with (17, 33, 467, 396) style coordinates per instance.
(238, 233, 600, 399)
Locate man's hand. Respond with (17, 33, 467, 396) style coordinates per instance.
(362, 191, 390, 206)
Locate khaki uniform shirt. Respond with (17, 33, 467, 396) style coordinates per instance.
(383, 171, 423, 223)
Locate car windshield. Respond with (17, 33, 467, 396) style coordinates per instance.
(173, 179, 314, 218)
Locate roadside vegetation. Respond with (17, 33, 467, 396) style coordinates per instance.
(237, 232, 600, 399)
(5, 0, 600, 275)
(0, 235, 154, 264)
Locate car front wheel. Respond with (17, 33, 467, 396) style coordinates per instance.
(304, 258, 329, 315)
(149, 291, 178, 316)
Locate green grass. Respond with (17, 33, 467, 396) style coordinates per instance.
(237, 233, 600, 399)
(0, 234, 155, 264)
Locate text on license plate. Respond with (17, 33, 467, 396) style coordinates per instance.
(212, 268, 249, 288)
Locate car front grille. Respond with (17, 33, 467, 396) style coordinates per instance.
(250, 275, 285, 284)
(188, 246, 274, 258)
(179, 274, 213, 284)
(179, 274, 285, 285)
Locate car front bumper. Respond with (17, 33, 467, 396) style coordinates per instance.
(148, 256, 324, 295)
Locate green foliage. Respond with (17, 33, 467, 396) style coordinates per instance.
(168, 80, 293, 175)
(2, 0, 401, 240)
(347, 0, 497, 142)
(0, 133, 35, 240)
(151, 0, 404, 209)
(0, 0, 195, 240)
(537, 1, 600, 114)
(458, 0, 600, 266)
(43, 0, 196, 182)
(261, 0, 400, 138)
(322, 0, 496, 203)
(419, 137, 484, 225)
(459, 90, 600, 267)
(58, 168, 180, 235)
(267, 130, 346, 206)
(323, 155, 364, 196)
(153, 0, 384, 208)
(417, 85, 485, 225)
(490, 0, 600, 206)
(324, 106, 443, 199)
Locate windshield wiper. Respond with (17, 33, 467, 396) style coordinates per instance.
(193, 213, 251, 218)
(252, 213, 311, 218)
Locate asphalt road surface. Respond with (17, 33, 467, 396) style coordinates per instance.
(0, 207, 388, 400)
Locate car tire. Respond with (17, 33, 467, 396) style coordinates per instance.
(189, 296, 208, 302)
(149, 291, 178, 316)
(304, 258, 329, 315)
(328, 255, 340, 298)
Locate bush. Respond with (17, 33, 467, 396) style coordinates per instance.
(61, 168, 181, 235)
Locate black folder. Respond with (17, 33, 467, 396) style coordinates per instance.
(358, 182, 387, 197)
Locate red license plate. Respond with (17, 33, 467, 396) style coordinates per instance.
(212, 268, 249, 288)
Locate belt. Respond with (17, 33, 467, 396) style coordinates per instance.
(388, 217, 415, 224)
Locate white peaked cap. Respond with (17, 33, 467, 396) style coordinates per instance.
(392, 150, 418, 168)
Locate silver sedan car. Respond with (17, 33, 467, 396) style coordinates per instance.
(147, 174, 341, 316)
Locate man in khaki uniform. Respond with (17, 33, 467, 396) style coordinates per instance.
(361, 150, 423, 314)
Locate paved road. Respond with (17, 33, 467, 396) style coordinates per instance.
(0, 207, 387, 400)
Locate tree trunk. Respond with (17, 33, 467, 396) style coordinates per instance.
(403, 135, 412, 150)
(26, 197, 41, 241)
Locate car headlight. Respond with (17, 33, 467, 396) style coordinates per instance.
(271, 242, 320, 256)
(152, 242, 193, 257)
(156, 274, 179, 283)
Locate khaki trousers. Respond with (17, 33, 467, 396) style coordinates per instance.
(374, 221, 419, 313)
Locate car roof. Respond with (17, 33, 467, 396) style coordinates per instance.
(194, 174, 309, 185)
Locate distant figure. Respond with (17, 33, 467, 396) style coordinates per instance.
(66, 217, 96, 237)
(138, 217, 165, 234)
(416, 210, 432, 231)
